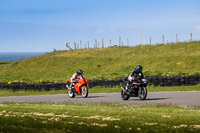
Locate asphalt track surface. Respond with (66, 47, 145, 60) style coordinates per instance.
(0, 91, 200, 107)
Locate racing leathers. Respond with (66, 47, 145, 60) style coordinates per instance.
(126, 69, 144, 91)
(70, 72, 85, 89)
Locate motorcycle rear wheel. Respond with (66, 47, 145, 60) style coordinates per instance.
(121, 90, 130, 100)
(138, 87, 147, 100)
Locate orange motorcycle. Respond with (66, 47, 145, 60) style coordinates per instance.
(66, 76, 88, 98)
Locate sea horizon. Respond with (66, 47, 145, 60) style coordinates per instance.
(0, 52, 46, 62)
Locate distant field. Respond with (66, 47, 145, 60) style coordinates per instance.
(0, 42, 199, 82)
(0, 103, 200, 133)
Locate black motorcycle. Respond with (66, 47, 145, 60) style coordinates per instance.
(121, 77, 148, 100)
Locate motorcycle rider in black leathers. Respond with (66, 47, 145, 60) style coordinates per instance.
(125, 65, 144, 92)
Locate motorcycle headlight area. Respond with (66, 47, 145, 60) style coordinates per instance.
(142, 79, 147, 83)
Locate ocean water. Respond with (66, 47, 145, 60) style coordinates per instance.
(0, 52, 46, 62)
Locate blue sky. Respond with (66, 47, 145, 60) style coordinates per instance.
(0, 0, 200, 52)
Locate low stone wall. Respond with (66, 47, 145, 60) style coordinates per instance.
(0, 75, 199, 91)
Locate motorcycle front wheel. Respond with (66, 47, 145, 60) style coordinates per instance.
(121, 90, 130, 100)
(138, 87, 147, 100)
(68, 90, 75, 98)
(81, 86, 88, 98)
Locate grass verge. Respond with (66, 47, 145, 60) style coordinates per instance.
(0, 84, 200, 97)
(0, 103, 200, 133)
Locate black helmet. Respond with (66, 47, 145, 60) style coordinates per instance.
(135, 65, 143, 73)
(77, 70, 83, 75)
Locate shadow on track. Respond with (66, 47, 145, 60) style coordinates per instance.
(145, 97, 172, 101)
(130, 97, 172, 101)
(75, 96, 105, 98)
(87, 96, 105, 98)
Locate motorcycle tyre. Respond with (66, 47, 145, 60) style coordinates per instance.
(138, 87, 147, 100)
(68, 90, 75, 98)
(81, 86, 88, 98)
(121, 90, 130, 100)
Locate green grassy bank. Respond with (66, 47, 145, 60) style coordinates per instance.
(0, 103, 199, 133)
(0, 42, 200, 82)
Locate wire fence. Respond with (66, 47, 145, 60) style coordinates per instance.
(66, 33, 196, 50)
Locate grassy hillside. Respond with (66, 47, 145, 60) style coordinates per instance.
(0, 42, 200, 82)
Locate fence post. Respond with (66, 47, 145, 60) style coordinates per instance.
(176, 34, 178, 43)
(122, 41, 123, 47)
(95, 39, 97, 48)
(119, 36, 121, 47)
(88, 41, 89, 49)
(162, 35, 164, 44)
(80, 41, 82, 49)
(85, 43, 86, 49)
(102, 38, 104, 48)
(66, 43, 68, 50)
(150, 37, 152, 45)
(139, 35, 142, 46)
(127, 38, 129, 46)
(98, 42, 99, 48)
(110, 40, 112, 47)
(190, 33, 192, 42)
(66, 42, 72, 51)
(74, 42, 76, 50)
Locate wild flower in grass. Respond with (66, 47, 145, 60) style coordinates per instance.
(191, 125, 200, 128)
(162, 115, 170, 118)
(78, 122, 86, 125)
(102, 117, 120, 121)
(42, 121, 48, 123)
(7, 81, 12, 84)
(143, 122, 158, 126)
(176, 62, 183, 66)
(114, 125, 120, 128)
(68, 122, 74, 124)
(14, 80, 18, 82)
(90, 123, 107, 127)
(173, 124, 188, 129)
